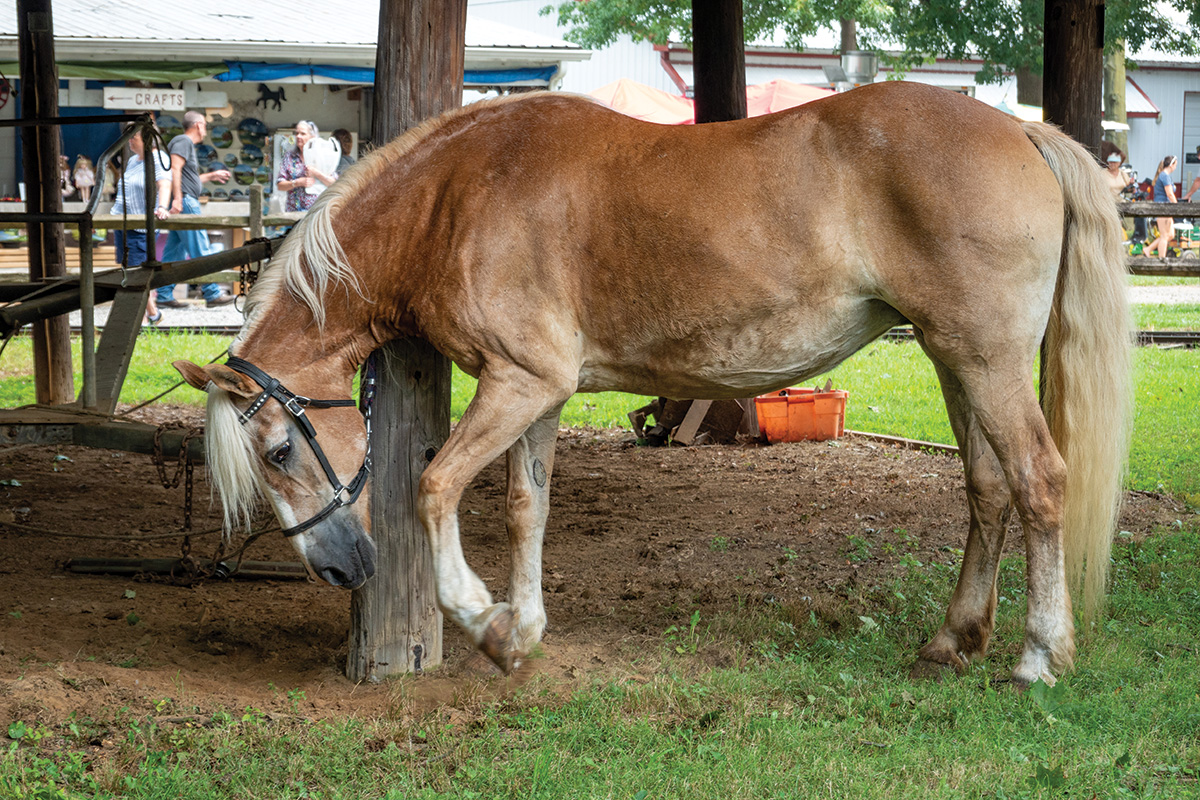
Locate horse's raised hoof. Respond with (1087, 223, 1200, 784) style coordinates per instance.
(478, 603, 516, 674)
(909, 658, 961, 682)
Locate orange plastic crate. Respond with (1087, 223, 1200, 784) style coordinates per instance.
(754, 387, 849, 442)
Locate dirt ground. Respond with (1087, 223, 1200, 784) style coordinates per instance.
(1, 404, 1193, 728)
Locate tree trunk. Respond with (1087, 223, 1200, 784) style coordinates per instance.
(1043, 0, 1104, 157)
(18, 0, 73, 404)
(692, 0, 746, 123)
(840, 18, 857, 53)
(1016, 66, 1043, 107)
(1103, 42, 1128, 157)
(347, 0, 466, 683)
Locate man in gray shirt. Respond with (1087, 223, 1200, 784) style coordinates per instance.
(156, 110, 235, 308)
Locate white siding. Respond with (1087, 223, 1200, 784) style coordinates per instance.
(1126, 67, 1200, 188)
(467, 0, 674, 94)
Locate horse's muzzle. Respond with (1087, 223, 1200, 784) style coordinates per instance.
(304, 516, 377, 589)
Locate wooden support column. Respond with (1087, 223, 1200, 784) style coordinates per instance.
(347, 0, 466, 682)
(18, 0, 73, 404)
(692, 0, 747, 124)
(1044, 0, 1104, 156)
(691, 0, 758, 433)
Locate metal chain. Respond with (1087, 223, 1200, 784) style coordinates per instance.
(183, 456, 194, 531)
(151, 425, 202, 534)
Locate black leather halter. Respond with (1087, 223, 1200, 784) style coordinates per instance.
(225, 355, 375, 538)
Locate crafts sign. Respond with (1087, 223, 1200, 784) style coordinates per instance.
(102, 87, 185, 112)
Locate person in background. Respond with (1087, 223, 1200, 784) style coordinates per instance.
(1101, 148, 1133, 199)
(1182, 146, 1200, 201)
(1144, 155, 1179, 259)
(155, 110, 235, 309)
(276, 120, 337, 212)
(110, 122, 173, 325)
(332, 128, 355, 176)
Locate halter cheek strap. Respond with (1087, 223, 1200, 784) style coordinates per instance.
(224, 355, 375, 538)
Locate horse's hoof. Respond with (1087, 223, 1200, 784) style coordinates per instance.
(909, 658, 960, 682)
(479, 603, 516, 674)
(1010, 669, 1056, 690)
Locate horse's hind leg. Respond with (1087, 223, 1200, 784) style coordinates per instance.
(912, 346, 1014, 678)
(920, 337, 1073, 686)
(504, 405, 564, 656)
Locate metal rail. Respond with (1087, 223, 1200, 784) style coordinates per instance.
(882, 327, 1200, 347)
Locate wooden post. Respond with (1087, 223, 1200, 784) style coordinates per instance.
(691, 0, 757, 434)
(347, 0, 466, 682)
(691, 0, 746, 124)
(1103, 42, 1129, 157)
(1044, 0, 1104, 156)
(248, 184, 264, 240)
(18, 0, 74, 404)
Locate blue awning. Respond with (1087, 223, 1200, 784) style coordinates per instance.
(214, 61, 558, 86)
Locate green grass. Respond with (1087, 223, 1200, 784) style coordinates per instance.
(4, 526, 1199, 799)
(1132, 303, 1200, 330)
(1128, 275, 1200, 287)
(1, 332, 1197, 501)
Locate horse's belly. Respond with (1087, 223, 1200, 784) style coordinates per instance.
(577, 300, 903, 398)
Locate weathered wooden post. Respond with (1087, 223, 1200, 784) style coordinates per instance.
(691, 0, 747, 124)
(1044, 0, 1104, 156)
(347, 0, 467, 682)
(691, 0, 758, 433)
(18, 0, 74, 404)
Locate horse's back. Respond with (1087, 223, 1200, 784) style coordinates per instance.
(394, 83, 1068, 396)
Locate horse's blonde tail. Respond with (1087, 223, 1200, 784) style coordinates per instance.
(1024, 121, 1133, 621)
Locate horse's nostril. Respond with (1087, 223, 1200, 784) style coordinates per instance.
(320, 567, 350, 587)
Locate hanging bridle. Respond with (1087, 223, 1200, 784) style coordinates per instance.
(224, 355, 375, 538)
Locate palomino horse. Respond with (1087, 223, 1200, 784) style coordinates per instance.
(176, 81, 1130, 687)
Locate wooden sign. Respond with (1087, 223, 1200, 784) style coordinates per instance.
(102, 87, 185, 112)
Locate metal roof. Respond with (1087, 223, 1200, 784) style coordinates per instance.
(0, 1, 588, 66)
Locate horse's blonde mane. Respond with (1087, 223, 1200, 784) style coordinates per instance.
(205, 387, 268, 536)
(238, 94, 556, 344)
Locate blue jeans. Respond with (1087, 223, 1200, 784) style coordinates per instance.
(114, 229, 147, 268)
(156, 195, 222, 303)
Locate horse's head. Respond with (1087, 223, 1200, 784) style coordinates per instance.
(174, 359, 376, 589)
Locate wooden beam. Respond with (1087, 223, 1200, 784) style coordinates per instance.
(18, 0, 73, 404)
(347, 0, 466, 683)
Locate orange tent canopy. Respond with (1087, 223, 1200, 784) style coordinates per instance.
(588, 78, 835, 124)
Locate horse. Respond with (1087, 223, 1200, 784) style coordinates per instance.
(256, 83, 287, 112)
(174, 81, 1131, 687)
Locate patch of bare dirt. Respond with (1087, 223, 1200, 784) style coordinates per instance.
(0, 405, 1192, 727)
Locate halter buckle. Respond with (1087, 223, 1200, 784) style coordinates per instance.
(284, 396, 309, 417)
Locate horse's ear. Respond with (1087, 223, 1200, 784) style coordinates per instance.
(173, 360, 213, 391)
(172, 361, 260, 399)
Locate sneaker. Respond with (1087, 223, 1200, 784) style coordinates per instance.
(158, 299, 189, 309)
(145, 310, 163, 326)
(205, 291, 236, 308)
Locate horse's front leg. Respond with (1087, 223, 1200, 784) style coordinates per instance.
(504, 406, 564, 656)
(416, 372, 572, 673)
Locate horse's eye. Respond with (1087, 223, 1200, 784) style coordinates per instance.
(271, 442, 292, 464)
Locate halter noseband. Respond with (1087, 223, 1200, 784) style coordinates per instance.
(224, 355, 375, 538)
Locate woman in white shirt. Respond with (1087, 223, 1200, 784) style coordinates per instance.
(111, 123, 173, 324)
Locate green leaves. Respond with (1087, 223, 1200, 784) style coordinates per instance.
(545, 0, 1200, 88)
